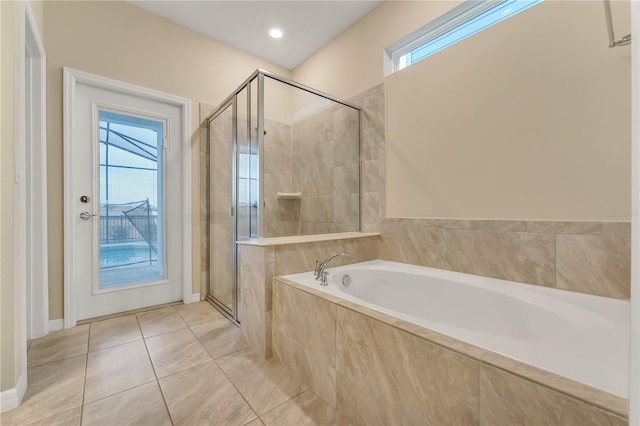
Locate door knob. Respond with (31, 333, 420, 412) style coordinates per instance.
(79, 212, 97, 220)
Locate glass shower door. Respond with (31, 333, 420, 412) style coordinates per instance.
(208, 103, 235, 314)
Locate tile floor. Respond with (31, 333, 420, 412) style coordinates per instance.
(1, 302, 337, 426)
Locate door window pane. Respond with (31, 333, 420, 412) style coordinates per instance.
(99, 110, 164, 288)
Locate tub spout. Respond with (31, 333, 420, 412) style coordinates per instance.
(314, 252, 355, 286)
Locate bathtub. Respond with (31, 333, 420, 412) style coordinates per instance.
(283, 259, 629, 398)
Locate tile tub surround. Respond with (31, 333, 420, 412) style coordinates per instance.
(379, 218, 631, 299)
(199, 82, 385, 297)
(237, 233, 379, 358)
(272, 277, 629, 425)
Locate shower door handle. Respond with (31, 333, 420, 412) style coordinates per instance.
(229, 206, 235, 216)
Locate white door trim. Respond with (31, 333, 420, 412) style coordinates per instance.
(630, 1, 639, 422)
(22, 0, 48, 341)
(63, 67, 192, 328)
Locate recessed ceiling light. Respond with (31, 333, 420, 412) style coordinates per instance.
(269, 28, 283, 39)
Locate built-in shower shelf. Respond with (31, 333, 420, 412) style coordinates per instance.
(277, 192, 302, 200)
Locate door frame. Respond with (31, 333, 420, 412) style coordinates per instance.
(20, 1, 48, 341)
(631, 1, 640, 422)
(63, 67, 192, 328)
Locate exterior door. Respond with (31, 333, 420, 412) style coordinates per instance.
(69, 78, 184, 321)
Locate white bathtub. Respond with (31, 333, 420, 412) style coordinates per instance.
(284, 259, 629, 398)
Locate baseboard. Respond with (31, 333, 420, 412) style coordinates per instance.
(0, 371, 27, 412)
(49, 318, 64, 332)
(189, 293, 201, 303)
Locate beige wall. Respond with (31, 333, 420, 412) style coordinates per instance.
(1, 0, 25, 394)
(30, 1, 44, 38)
(293, 0, 631, 221)
(292, 1, 462, 100)
(44, 1, 291, 319)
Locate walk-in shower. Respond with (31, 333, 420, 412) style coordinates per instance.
(205, 69, 361, 322)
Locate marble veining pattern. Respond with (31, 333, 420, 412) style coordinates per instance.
(556, 234, 631, 298)
(479, 366, 627, 426)
(81, 382, 172, 426)
(88, 315, 141, 352)
(144, 328, 212, 378)
(272, 277, 629, 425)
(380, 218, 631, 299)
(237, 235, 378, 360)
(216, 348, 308, 415)
(1, 355, 86, 425)
(336, 307, 480, 425)
(158, 361, 256, 425)
(27, 325, 89, 367)
(5, 302, 333, 426)
(83, 340, 155, 404)
(273, 281, 337, 407)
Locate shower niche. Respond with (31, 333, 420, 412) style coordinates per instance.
(206, 70, 361, 322)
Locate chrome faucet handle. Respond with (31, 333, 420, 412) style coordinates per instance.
(315, 252, 356, 284)
(320, 271, 329, 286)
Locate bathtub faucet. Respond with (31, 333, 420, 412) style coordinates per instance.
(314, 252, 354, 286)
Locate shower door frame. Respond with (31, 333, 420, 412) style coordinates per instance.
(206, 97, 239, 322)
(205, 69, 362, 324)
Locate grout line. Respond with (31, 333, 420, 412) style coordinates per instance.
(212, 352, 262, 419)
(477, 360, 483, 424)
(80, 379, 158, 407)
(248, 416, 266, 426)
(136, 314, 176, 426)
(79, 324, 91, 426)
(214, 346, 308, 421)
(260, 388, 307, 418)
(87, 336, 144, 354)
(28, 350, 90, 369)
(77, 301, 183, 325)
(211, 344, 249, 361)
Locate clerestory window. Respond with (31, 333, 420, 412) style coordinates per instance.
(385, 0, 542, 75)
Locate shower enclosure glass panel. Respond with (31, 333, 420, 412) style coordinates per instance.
(263, 77, 360, 237)
(208, 104, 234, 313)
(206, 70, 360, 323)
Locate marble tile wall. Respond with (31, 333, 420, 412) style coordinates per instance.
(238, 244, 274, 358)
(238, 235, 379, 359)
(349, 84, 386, 232)
(379, 219, 631, 299)
(264, 119, 299, 238)
(292, 103, 360, 234)
(271, 277, 629, 425)
(343, 83, 631, 300)
(272, 281, 337, 407)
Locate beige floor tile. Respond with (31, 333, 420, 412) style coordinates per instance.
(216, 348, 307, 415)
(137, 306, 188, 338)
(261, 391, 336, 426)
(27, 325, 89, 367)
(89, 315, 141, 352)
(81, 382, 171, 426)
(191, 317, 248, 359)
(145, 328, 212, 378)
(159, 360, 257, 426)
(24, 407, 81, 426)
(244, 419, 265, 426)
(84, 340, 155, 404)
(0, 355, 86, 425)
(175, 301, 224, 327)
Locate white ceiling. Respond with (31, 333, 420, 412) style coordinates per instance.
(129, 1, 382, 70)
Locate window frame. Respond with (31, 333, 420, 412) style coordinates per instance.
(384, 0, 541, 75)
